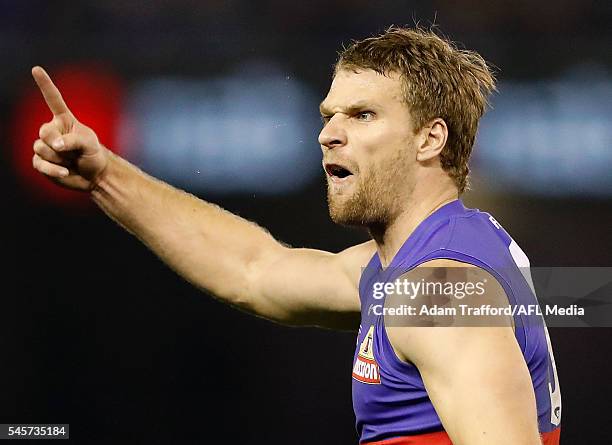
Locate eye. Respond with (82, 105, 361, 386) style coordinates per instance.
(356, 111, 375, 121)
(320, 115, 332, 125)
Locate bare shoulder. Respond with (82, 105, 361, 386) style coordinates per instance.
(413, 258, 509, 305)
(385, 258, 515, 365)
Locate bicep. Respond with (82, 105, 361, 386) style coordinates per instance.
(247, 240, 375, 329)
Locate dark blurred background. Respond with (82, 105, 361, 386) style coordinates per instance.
(2, 1, 611, 444)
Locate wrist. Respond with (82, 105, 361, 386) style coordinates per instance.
(90, 146, 115, 193)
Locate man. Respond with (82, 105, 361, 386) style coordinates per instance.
(31, 27, 560, 444)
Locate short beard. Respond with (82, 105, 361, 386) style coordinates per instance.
(327, 150, 413, 228)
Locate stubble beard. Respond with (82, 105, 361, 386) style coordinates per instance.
(327, 151, 412, 228)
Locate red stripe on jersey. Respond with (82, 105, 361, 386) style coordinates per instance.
(541, 427, 561, 445)
(362, 431, 451, 445)
(362, 427, 561, 445)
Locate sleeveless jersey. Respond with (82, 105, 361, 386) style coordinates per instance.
(351, 199, 561, 444)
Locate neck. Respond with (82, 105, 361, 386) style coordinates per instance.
(370, 187, 458, 268)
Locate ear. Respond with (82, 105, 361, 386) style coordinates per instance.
(416, 118, 448, 162)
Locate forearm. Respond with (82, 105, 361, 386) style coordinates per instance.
(90, 150, 284, 307)
(29, 67, 358, 324)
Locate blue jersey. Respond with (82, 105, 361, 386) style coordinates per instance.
(351, 199, 561, 444)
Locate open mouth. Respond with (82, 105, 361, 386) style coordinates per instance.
(325, 163, 354, 180)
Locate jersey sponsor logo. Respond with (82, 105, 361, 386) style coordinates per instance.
(352, 325, 381, 384)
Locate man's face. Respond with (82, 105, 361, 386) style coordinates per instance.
(319, 68, 419, 227)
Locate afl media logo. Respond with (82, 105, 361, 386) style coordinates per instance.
(352, 325, 381, 384)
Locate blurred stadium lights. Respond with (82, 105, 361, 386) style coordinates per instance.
(15, 63, 612, 204)
(118, 63, 323, 195)
(474, 69, 612, 197)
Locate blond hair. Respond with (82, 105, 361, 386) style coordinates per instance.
(336, 26, 496, 193)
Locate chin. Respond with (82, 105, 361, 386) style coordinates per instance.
(327, 199, 367, 227)
(329, 209, 361, 226)
(327, 197, 351, 225)
(326, 179, 390, 227)
(328, 194, 392, 228)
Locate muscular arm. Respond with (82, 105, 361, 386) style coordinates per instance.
(386, 259, 542, 444)
(93, 153, 373, 328)
(30, 66, 373, 330)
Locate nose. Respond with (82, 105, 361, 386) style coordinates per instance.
(318, 115, 347, 150)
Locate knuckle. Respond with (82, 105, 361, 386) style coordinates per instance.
(39, 121, 58, 141)
(38, 122, 51, 139)
(34, 156, 50, 175)
(33, 140, 44, 154)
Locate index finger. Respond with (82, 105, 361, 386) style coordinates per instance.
(31, 66, 71, 116)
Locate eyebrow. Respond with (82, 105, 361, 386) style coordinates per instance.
(319, 100, 376, 115)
